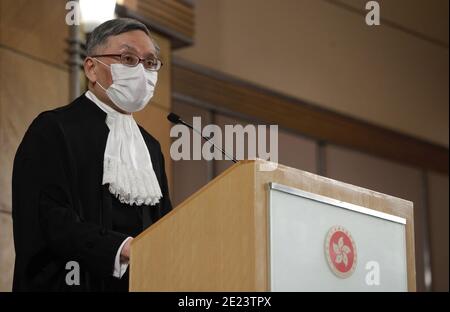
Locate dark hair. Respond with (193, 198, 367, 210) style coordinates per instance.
(86, 18, 160, 56)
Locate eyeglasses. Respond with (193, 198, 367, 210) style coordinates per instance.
(90, 53, 163, 71)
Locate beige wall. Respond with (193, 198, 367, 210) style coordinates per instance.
(338, 0, 449, 44)
(0, 0, 70, 291)
(175, 0, 449, 147)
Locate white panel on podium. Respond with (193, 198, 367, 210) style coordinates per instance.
(268, 183, 408, 292)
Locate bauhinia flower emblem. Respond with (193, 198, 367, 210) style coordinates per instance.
(333, 236, 352, 267)
(325, 226, 357, 278)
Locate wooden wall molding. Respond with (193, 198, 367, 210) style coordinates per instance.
(117, 0, 194, 49)
(172, 57, 449, 175)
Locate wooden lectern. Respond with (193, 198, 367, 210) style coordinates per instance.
(130, 160, 416, 291)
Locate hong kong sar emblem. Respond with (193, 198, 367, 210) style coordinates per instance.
(325, 226, 357, 278)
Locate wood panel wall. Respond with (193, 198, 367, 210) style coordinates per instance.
(172, 58, 449, 175)
(0, 0, 69, 291)
(118, 0, 194, 48)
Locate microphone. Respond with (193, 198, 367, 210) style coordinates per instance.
(167, 113, 238, 163)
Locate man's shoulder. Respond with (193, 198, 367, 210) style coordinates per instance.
(16, 102, 78, 158)
(32, 95, 86, 125)
(137, 124, 162, 151)
(30, 94, 104, 131)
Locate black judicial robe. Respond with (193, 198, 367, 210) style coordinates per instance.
(11, 94, 172, 291)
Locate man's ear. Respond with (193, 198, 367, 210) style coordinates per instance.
(83, 57, 97, 85)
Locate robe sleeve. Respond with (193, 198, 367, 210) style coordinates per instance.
(13, 112, 127, 280)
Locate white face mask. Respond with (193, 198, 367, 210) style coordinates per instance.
(95, 59, 158, 113)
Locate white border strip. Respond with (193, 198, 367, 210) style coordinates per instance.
(269, 182, 406, 225)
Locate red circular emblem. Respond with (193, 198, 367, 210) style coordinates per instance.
(325, 226, 357, 278)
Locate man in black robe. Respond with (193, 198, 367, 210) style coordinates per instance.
(12, 18, 172, 291)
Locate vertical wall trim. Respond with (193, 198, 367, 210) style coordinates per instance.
(68, 22, 81, 101)
(421, 170, 433, 291)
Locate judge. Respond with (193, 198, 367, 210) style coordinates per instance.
(12, 18, 172, 291)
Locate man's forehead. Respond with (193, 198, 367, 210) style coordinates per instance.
(100, 30, 157, 56)
(118, 43, 157, 57)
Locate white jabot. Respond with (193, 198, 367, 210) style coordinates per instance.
(85, 90, 162, 206)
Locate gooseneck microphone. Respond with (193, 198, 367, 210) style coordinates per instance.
(167, 113, 238, 163)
